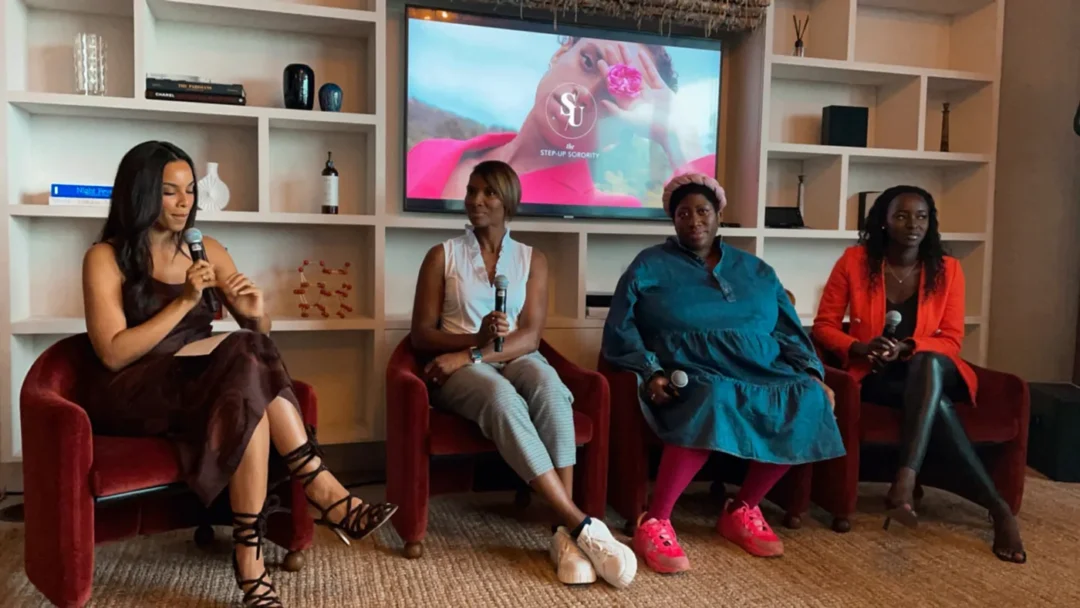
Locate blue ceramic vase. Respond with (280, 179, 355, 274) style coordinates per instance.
(319, 83, 343, 112)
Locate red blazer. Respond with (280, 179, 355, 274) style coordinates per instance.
(811, 244, 977, 404)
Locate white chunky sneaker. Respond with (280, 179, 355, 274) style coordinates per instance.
(550, 527, 596, 585)
(574, 518, 638, 589)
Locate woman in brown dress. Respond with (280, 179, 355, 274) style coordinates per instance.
(81, 141, 397, 607)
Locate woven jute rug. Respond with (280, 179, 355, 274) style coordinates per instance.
(2, 477, 1079, 607)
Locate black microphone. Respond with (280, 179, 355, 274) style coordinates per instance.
(182, 227, 220, 313)
(493, 274, 508, 352)
(872, 310, 902, 371)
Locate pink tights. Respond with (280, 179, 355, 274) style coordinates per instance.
(646, 444, 791, 520)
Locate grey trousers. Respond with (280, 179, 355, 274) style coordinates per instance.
(432, 351, 576, 482)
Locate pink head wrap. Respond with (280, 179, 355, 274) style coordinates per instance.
(661, 173, 727, 216)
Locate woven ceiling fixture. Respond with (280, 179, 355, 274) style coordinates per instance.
(460, 0, 771, 36)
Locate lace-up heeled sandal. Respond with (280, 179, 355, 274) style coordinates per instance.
(281, 431, 398, 546)
(232, 496, 290, 607)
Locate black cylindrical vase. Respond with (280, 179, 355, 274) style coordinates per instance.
(283, 63, 315, 110)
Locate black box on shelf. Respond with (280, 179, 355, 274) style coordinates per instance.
(821, 105, 868, 147)
(764, 206, 805, 229)
(856, 191, 881, 231)
(1027, 382, 1080, 482)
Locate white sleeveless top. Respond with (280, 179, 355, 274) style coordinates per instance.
(440, 225, 532, 335)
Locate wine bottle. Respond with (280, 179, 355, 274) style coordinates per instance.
(321, 151, 339, 214)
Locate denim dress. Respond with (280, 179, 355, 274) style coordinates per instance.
(601, 237, 846, 465)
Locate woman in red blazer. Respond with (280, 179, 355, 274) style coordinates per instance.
(812, 185, 1025, 564)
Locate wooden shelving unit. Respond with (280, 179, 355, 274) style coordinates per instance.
(0, 0, 1005, 464)
(759, 0, 1002, 365)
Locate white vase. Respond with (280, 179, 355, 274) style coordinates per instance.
(198, 162, 230, 211)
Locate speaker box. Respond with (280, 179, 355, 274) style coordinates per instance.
(1027, 382, 1080, 482)
(821, 105, 869, 147)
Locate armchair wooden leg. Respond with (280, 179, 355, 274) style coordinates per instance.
(832, 517, 851, 533)
(783, 512, 802, 529)
(283, 550, 305, 572)
(193, 524, 215, 550)
(404, 542, 424, 559)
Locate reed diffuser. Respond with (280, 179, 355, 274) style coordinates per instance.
(940, 102, 951, 152)
(793, 15, 809, 57)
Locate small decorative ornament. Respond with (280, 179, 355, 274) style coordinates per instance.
(793, 15, 810, 57)
(606, 64, 643, 100)
(283, 63, 315, 110)
(318, 83, 342, 112)
(294, 260, 353, 318)
(796, 173, 805, 217)
(197, 162, 230, 211)
(940, 102, 951, 152)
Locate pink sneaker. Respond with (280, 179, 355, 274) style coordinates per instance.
(632, 513, 691, 573)
(717, 499, 784, 557)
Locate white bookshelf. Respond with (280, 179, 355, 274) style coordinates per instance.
(0, 0, 1005, 464)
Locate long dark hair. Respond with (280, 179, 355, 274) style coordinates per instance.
(859, 185, 948, 295)
(98, 141, 198, 319)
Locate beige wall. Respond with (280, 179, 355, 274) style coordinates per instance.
(988, 0, 1080, 381)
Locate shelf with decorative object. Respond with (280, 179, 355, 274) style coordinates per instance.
(0, 0, 389, 462)
(0, 0, 1003, 465)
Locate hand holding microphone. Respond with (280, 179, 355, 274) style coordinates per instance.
(869, 310, 903, 370)
(645, 369, 688, 406)
(182, 228, 220, 313)
(493, 275, 508, 353)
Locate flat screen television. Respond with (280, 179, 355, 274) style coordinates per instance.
(403, 6, 723, 220)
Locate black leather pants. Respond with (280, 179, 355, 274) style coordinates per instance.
(865, 352, 1009, 513)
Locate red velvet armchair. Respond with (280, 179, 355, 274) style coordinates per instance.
(597, 358, 813, 532)
(813, 355, 1029, 533)
(385, 335, 610, 559)
(19, 333, 316, 608)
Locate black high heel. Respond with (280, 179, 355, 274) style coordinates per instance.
(882, 499, 918, 531)
(232, 496, 289, 607)
(990, 510, 1027, 564)
(281, 431, 398, 546)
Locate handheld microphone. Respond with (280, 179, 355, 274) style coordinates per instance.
(493, 274, 508, 352)
(883, 310, 902, 338)
(665, 369, 689, 397)
(872, 310, 903, 371)
(182, 227, 220, 313)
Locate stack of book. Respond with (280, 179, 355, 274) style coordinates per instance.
(145, 74, 246, 106)
(49, 184, 112, 206)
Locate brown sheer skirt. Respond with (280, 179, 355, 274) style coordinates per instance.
(85, 330, 300, 506)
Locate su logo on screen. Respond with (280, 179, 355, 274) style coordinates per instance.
(546, 82, 598, 141)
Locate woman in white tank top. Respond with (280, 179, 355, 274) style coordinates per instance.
(409, 161, 636, 589)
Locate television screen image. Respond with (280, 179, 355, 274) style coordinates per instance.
(403, 7, 722, 220)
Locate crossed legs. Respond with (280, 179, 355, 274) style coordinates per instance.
(433, 352, 637, 588)
(177, 332, 381, 604)
(885, 352, 1025, 563)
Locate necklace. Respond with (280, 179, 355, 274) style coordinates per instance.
(885, 261, 917, 283)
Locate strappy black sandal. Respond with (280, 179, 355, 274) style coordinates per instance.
(991, 511, 1027, 564)
(281, 429, 398, 546)
(232, 496, 290, 607)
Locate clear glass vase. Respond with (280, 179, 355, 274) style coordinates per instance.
(74, 33, 107, 96)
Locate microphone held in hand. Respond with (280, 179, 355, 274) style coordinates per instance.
(883, 310, 902, 338)
(664, 370, 688, 397)
(182, 227, 220, 313)
(493, 274, 508, 353)
(872, 310, 903, 371)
